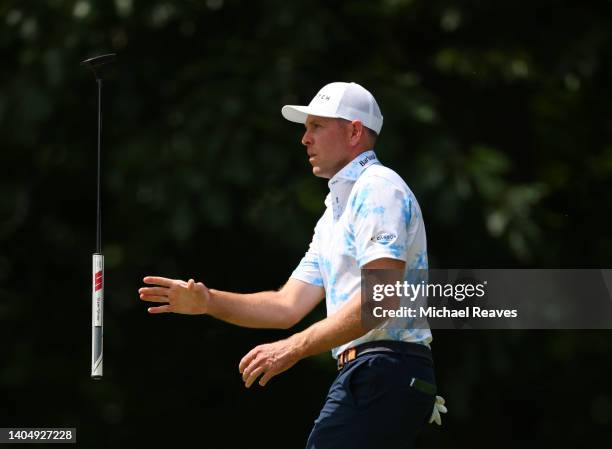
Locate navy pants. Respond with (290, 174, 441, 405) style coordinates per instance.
(305, 349, 436, 449)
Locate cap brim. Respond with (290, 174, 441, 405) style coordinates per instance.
(281, 105, 339, 124)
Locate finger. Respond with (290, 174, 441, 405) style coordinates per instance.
(138, 287, 169, 296)
(242, 357, 262, 382)
(139, 294, 169, 303)
(245, 366, 265, 388)
(143, 276, 175, 287)
(239, 349, 258, 374)
(148, 305, 172, 314)
(187, 279, 195, 290)
(259, 370, 276, 387)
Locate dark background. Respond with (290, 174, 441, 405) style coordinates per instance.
(1, 0, 611, 447)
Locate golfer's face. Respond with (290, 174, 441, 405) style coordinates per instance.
(302, 116, 350, 179)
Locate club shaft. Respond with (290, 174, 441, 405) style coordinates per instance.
(96, 78, 102, 254)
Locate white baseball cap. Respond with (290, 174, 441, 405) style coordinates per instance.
(281, 82, 383, 134)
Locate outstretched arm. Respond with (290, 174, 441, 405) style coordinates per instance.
(139, 276, 325, 329)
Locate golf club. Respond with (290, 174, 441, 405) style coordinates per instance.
(81, 53, 116, 380)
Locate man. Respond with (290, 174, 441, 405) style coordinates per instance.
(138, 82, 445, 448)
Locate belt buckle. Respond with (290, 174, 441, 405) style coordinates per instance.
(337, 347, 357, 371)
(347, 347, 356, 362)
(337, 352, 345, 371)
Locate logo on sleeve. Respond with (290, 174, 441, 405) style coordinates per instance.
(371, 232, 397, 245)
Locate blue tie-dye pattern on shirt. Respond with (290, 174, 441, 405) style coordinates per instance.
(289, 150, 432, 358)
(409, 250, 428, 270)
(350, 183, 373, 219)
(403, 196, 413, 224)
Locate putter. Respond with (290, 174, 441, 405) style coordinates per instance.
(81, 53, 116, 380)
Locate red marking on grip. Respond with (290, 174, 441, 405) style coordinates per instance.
(94, 271, 103, 291)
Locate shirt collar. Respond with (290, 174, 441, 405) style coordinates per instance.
(326, 150, 380, 220)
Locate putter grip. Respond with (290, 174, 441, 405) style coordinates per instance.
(92, 253, 104, 379)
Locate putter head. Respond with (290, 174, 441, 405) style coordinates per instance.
(81, 53, 116, 78)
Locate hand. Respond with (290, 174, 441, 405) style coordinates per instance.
(239, 338, 302, 388)
(139, 276, 210, 315)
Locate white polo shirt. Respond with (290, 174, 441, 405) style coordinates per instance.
(291, 150, 432, 358)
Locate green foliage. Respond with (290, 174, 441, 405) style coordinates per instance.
(1, 1, 611, 447)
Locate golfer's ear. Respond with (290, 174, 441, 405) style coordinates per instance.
(349, 120, 364, 145)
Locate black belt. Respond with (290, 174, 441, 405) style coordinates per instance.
(337, 340, 432, 371)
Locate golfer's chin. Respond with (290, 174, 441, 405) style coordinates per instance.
(311, 165, 331, 179)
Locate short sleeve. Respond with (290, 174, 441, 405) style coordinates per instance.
(290, 219, 324, 286)
(349, 177, 417, 267)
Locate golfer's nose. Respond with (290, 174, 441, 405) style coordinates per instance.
(301, 129, 312, 146)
